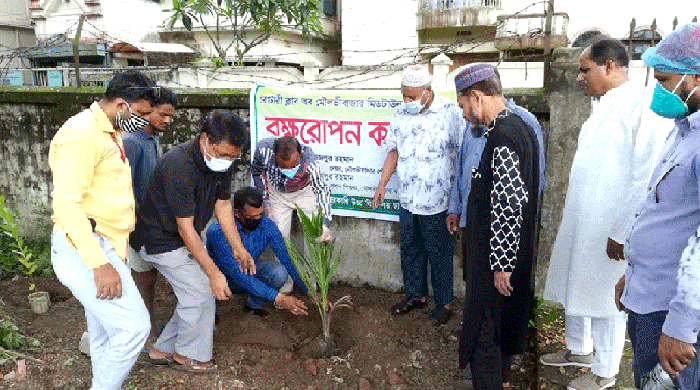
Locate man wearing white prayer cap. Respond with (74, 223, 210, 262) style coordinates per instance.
(372, 64, 465, 326)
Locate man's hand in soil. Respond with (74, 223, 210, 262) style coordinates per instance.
(94, 263, 122, 299)
(309, 291, 332, 310)
(208, 270, 232, 301)
(606, 238, 624, 260)
(494, 271, 513, 297)
(659, 333, 697, 377)
(275, 293, 308, 315)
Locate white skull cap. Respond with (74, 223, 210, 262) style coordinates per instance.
(401, 64, 432, 87)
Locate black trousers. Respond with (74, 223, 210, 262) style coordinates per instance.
(469, 308, 514, 389)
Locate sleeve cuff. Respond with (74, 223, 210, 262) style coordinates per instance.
(662, 304, 700, 344)
(323, 217, 331, 226)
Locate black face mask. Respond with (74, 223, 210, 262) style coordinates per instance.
(238, 215, 262, 232)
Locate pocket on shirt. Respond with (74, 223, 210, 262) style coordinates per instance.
(655, 163, 693, 204)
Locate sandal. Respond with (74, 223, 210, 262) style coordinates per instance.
(144, 348, 174, 366)
(428, 306, 453, 326)
(170, 357, 217, 373)
(390, 298, 427, 315)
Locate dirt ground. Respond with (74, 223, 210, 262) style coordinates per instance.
(536, 304, 635, 390)
(0, 275, 537, 390)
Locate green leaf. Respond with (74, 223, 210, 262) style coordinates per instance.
(182, 13, 193, 30)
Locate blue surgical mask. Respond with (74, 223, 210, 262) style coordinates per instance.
(204, 139, 234, 172)
(280, 165, 300, 178)
(404, 90, 426, 115)
(650, 74, 698, 119)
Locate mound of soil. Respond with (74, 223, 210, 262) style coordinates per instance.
(0, 276, 536, 389)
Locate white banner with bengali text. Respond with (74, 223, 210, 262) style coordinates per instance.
(250, 84, 411, 221)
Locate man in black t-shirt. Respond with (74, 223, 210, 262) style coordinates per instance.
(137, 110, 255, 372)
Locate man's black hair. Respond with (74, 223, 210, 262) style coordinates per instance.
(201, 109, 248, 147)
(588, 39, 630, 68)
(234, 187, 263, 210)
(103, 70, 158, 105)
(155, 87, 178, 109)
(273, 136, 302, 160)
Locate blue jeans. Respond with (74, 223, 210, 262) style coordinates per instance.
(51, 231, 149, 390)
(229, 260, 288, 309)
(398, 208, 454, 307)
(628, 310, 700, 389)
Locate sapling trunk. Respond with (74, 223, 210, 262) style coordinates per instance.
(285, 207, 351, 355)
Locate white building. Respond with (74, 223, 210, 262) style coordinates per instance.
(26, 0, 341, 67)
(0, 0, 36, 70)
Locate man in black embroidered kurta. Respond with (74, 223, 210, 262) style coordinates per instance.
(454, 63, 539, 390)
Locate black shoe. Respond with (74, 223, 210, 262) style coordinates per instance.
(390, 298, 428, 315)
(428, 306, 453, 326)
(244, 306, 270, 318)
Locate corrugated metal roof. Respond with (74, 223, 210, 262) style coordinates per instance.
(110, 41, 196, 54)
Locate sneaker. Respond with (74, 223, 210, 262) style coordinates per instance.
(567, 372, 616, 390)
(540, 349, 593, 367)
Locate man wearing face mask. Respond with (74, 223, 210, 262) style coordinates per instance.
(49, 70, 156, 390)
(541, 39, 673, 390)
(137, 110, 256, 373)
(124, 86, 177, 343)
(613, 23, 700, 390)
(371, 64, 464, 326)
(251, 135, 333, 294)
(455, 63, 539, 390)
(206, 187, 311, 317)
(78, 87, 179, 355)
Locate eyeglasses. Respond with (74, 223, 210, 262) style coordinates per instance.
(206, 139, 240, 162)
(127, 86, 162, 98)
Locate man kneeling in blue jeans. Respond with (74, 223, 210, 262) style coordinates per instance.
(207, 187, 311, 317)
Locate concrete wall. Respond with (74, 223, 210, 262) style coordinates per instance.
(1, 50, 592, 297)
(0, 85, 553, 297)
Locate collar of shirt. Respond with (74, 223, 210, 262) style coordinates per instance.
(134, 128, 156, 141)
(676, 110, 700, 137)
(90, 102, 117, 134)
(187, 133, 210, 173)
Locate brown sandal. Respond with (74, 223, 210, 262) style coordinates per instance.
(144, 348, 173, 366)
(170, 357, 217, 373)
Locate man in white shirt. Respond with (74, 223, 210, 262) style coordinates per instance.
(372, 64, 464, 326)
(541, 39, 673, 390)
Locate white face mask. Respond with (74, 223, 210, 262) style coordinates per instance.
(404, 89, 427, 115)
(203, 139, 234, 172)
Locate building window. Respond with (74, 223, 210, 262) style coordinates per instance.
(623, 28, 662, 60)
(321, 0, 336, 16)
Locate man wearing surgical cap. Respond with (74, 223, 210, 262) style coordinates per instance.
(541, 39, 673, 390)
(614, 23, 700, 390)
(454, 63, 539, 390)
(371, 64, 465, 326)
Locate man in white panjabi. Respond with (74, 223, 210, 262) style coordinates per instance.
(541, 39, 673, 390)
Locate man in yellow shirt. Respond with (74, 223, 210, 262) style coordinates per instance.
(49, 70, 157, 390)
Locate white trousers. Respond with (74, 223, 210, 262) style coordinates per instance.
(267, 185, 319, 239)
(51, 231, 149, 390)
(267, 185, 318, 293)
(565, 314, 627, 378)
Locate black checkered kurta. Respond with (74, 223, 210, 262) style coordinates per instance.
(459, 109, 540, 368)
